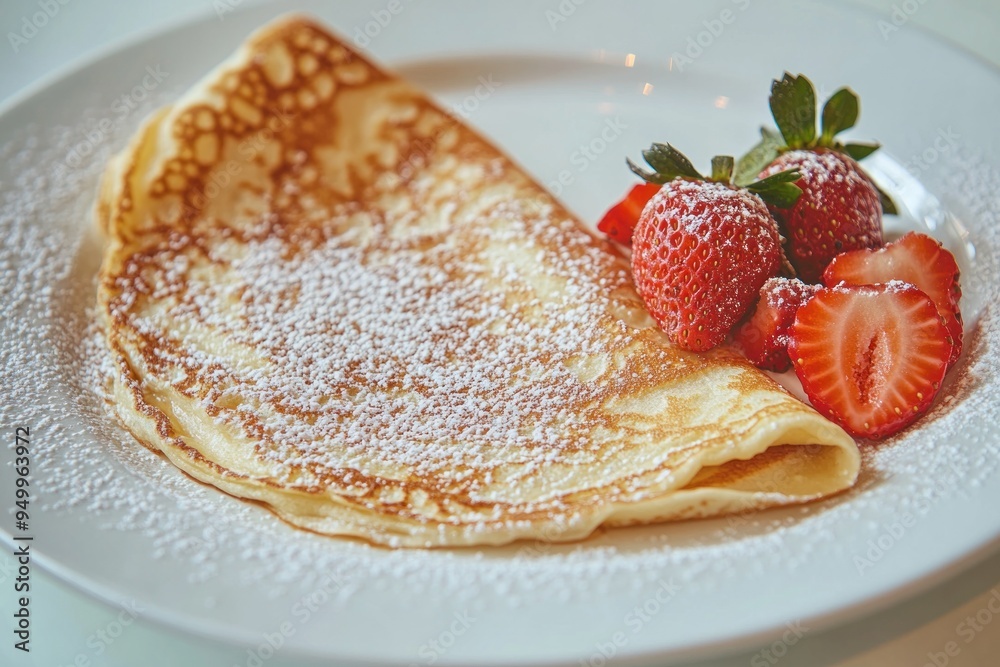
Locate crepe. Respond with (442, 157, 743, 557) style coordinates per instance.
(95, 15, 860, 547)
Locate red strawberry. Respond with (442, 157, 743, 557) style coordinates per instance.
(759, 149, 883, 282)
(597, 182, 661, 244)
(734, 277, 819, 372)
(627, 146, 801, 351)
(824, 232, 963, 365)
(632, 180, 783, 351)
(788, 283, 953, 439)
(735, 73, 895, 283)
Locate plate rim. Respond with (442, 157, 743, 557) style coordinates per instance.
(2, 1, 1000, 665)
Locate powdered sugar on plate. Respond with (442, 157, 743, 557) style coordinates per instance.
(2, 97, 999, 647)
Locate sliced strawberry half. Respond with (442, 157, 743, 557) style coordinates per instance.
(823, 231, 963, 365)
(597, 182, 661, 245)
(734, 277, 819, 372)
(788, 283, 953, 439)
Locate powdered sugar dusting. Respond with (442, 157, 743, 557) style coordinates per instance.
(645, 179, 777, 241)
(119, 218, 621, 490)
(2, 103, 1000, 647)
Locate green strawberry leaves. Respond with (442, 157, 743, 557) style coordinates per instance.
(760, 73, 881, 156)
(843, 142, 880, 161)
(628, 143, 703, 183)
(624, 71, 907, 215)
(820, 87, 859, 144)
(874, 182, 899, 215)
(736, 72, 896, 215)
(746, 169, 803, 209)
(734, 127, 783, 186)
(627, 143, 801, 210)
(770, 73, 816, 149)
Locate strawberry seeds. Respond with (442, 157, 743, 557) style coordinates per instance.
(599, 72, 962, 440)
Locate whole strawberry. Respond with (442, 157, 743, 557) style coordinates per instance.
(736, 73, 895, 283)
(628, 145, 801, 351)
(760, 149, 882, 282)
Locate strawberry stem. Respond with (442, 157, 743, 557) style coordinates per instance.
(627, 143, 803, 208)
(711, 156, 734, 183)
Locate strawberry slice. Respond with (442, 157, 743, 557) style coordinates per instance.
(597, 182, 661, 244)
(788, 283, 953, 439)
(823, 232, 963, 365)
(734, 277, 819, 372)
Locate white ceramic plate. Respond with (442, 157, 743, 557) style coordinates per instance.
(2, 1, 999, 665)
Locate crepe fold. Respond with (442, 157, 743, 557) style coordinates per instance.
(95, 15, 860, 547)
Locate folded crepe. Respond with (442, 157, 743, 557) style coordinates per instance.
(95, 15, 860, 547)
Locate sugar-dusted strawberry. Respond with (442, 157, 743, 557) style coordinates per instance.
(735, 73, 895, 283)
(824, 231, 963, 365)
(597, 182, 661, 245)
(759, 149, 883, 282)
(788, 283, 953, 439)
(627, 144, 801, 351)
(734, 277, 819, 372)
